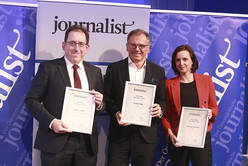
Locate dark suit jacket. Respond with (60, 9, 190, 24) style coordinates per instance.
(161, 73, 219, 142)
(104, 58, 166, 143)
(25, 57, 103, 154)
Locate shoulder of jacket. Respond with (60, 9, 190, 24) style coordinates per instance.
(147, 60, 164, 71)
(108, 58, 127, 68)
(194, 73, 211, 81)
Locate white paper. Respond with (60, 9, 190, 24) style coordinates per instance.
(176, 107, 209, 148)
(120, 81, 156, 127)
(61, 87, 95, 134)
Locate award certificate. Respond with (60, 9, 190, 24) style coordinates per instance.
(176, 107, 209, 148)
(120, 81, 156, 127)
(61, 87, 95, 134)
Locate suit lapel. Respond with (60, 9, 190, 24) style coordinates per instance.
(194, 73, 204, 107)
(143, 60, 150, 84)
(83, 61, 93, 90)
(122, 58, 130, 83)
(57, 57, 71, 87)
(171, 77, 181, 115)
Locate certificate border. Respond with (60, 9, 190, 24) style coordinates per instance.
(176, 106, 209, 148)
(61, 87, 95, 134)
(120, 81, 156, 127)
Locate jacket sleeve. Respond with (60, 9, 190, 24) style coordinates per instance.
(155, 68, 166, 116)
(207, 76, 219, 123)
(94, 67, 105, 113)
(25, 63, 55, 129)
(161, 80, 173, 141)
(103, 64, 120, 117)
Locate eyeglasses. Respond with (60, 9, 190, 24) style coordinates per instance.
(66, 41, 88, 48)
(127, 43, 149, 50)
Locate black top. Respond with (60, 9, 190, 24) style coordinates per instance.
(180, 81, 199, 108)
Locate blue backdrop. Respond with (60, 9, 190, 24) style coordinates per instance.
(0, 2, 248, 166)
(0, 4, 36, 166)
(149, 11, 248, 166)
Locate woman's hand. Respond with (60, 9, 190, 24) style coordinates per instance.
(208, 109, 212, 119)
(168, 128, 181, 147)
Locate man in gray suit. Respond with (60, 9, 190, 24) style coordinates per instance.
(25, 25, 104, 166)
(104, 29, 166, 166)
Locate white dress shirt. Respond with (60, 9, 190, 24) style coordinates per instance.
(49, 56, 89, 129)
(128, 57, 146, 83)
(64, 56, 89, 90)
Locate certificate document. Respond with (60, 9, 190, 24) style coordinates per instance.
(120, 81, 156, 127)
(176, 107, 209, 148)
(61, 87, 95, 134)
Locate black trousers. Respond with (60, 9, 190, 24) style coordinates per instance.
(41, 133, 97, 166)
(107, 132, 157, 166)
(168, 132, 212, 166)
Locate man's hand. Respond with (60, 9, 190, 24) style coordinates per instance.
(51, 119, 72, 133)
(90, 89, 103, 110)
(151, 103, 162, 118)
(116, 111, 130, 126)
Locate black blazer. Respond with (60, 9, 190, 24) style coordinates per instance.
(104, 58, 166, 143)
(25, 57, 103, 154)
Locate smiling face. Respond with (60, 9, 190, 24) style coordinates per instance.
(62, 30, 89, 64)
(175, 50, 193, 75)
(126, 34, 150, 64)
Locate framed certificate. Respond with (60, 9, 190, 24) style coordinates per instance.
(61, 87, 95, 134)
(120, 81, 156, 127)
(176, 107, 209, 148)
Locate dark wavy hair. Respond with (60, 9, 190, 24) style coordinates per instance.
(64, 25, 89, 44)
(171, 44, 199, 75)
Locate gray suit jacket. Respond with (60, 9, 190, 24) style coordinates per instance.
(25, 57, 103, 154)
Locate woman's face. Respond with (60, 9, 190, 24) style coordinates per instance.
(175, 50, 193, 75)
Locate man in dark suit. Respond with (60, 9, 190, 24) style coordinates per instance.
(104, 29, 166, 166)
(25, 25, 104, 166)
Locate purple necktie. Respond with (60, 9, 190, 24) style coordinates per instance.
(73, 64, 82, 89)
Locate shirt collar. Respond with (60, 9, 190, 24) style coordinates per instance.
(64, 56, 84, 70)
(128, 57, 146, 69)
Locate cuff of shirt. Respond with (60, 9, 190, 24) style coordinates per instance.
(49, 119, 56, 129)
(96, 102, 103, 111)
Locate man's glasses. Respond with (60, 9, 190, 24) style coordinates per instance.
(127, 43, 149, 50)
(66, 41, 88, 48)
